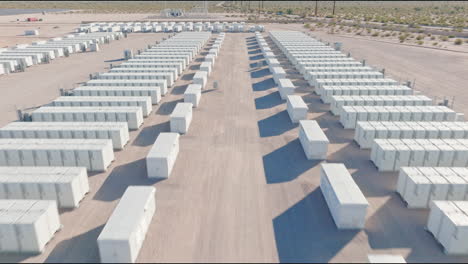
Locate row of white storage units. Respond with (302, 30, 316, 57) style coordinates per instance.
(0, 138, 114, 172)
(339, 106, 457, 129)
(315, 79, 399, 95)
(307, 71, 385, 86)
(397, 167, 468, 208)
(304, 66, 375, 78)
(0, 199, 61, 253)
(0, 122, 129, 150)
(0, 31, 122, 73)
(320, 85, 415, 104)
(50, 96, 152, 117)
(330, 95, 433, 115)
(370, 139, 468, 172)
(0, 166, 89, 208)
(355, 121, 468, 149)
(31, 106, 144, 130)
(72, 86, 161, 105)
(427, 200, 468, 255)
(299, 62, 364, 75)
(78, 21, 264, 33)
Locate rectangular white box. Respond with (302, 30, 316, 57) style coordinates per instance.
(97, 186, 156, 263)
(299, 120, 329, 160)
(278, 78, 295, 100)
(286, 95, 308, 123)
(367, 254, 406, 263)
(193, 71, 208, 89)
(320, 163, 368, 229)
(184, 84, 202, 108)
(146, 133, 180, 179)
(170, 103, 193, 134)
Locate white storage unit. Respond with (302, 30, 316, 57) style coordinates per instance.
(278, 78, 295, 100)
(184, 84, 202, 108)
(286, 95, 308, 123)
(146, 133, 180, 179)
(119, 62, 183, 76)
(86, 79, 167, 96)
(31, 106, 143, 130)
(426, 200, 468, 255)
(396, 167, 468, 208)
(0, 138, 114, 172)
(51, 96, 152, 117)
(330, 95, 433, 116)
(340, 106, 457, 129)
(72, 86, 161, 105)
(0, 56, 33, 67)
(193, 71, 208, 89)
(127, 59, 186, 71)
(199, 61, 212, 75)
(0, 200, 61, 253)
(110, 67, 178, 81)
(97, 186, 156, 263)
(0, 122, 129, 150)
(0, 60, 17, 73)
(170, 103, 193, 134)
(271, 67, 286, 84)
(321, 86, 414, 104)
(371, 139, 468, 172)
(97, 72, 174, 87)
(205, 54, 216, 66)
(354, 121, 468, 149)
(0, 167, 89, 208)
(367, 254, 406, 263)
(298, 120, 329, 160)
(135, 54, 190, 66)
(320, 163, 368, 229)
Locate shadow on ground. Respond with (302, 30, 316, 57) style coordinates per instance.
(273, 188, 359, 262)
(254, 91, 283, 110)
(257, 110, 296, 138)
(44, 225, 104, 263)
(263, 139, 319, 184)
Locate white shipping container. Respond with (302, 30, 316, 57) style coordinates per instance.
(299, 120, 329, 160)
(0, 200, 61, 253)
(320, 163, 368, 229)
(193, 71, 208, 89)
(184, 84, 202, 108)
(286, 95, 308, 123)
(278, 78, 295, 100)
(72, 86, 161, 105)
(146, 133, 179, 179)
(0, 167, 89, 208)
(97, 186, 156, 263)
(0, 138, 114, 172)
(170, 103, 193, 134)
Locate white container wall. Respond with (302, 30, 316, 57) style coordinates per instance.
(170, 103, 193, 134)
(97, 186, 156, 263)
(146, 133, 180, 179)
(320, 163, 368, 229)
(298, 120, 329, 160)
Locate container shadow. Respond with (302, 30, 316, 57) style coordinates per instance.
(195, 58, 205, 62)
(273, 188, 359, 262)
(44, 225, 104, 263)
(248, 45, 260, 50)
(189, 65, 200, 70)
(0, 253, 35, 263)
(248, 49, 262, 54)
(132, 121, 170, 147)
(257, 110, 296, 138)
(93, 159, 159, 202)
(104, 58, 124, 63)
(171, 84, 188, 95)
(181, 73, 195, 80)
(254, 91, 283, 110)
(263, 139, 319, 184)
(252, 78, 276, 91)
(156, 99, 182, 115)
(250, 68, 270, 78)
(250, 54, 264, 61)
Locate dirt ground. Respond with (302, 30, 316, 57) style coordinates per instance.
(0, 20, 467, 263)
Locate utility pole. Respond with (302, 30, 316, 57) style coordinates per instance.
(332, 0, 336, 16)
(315, 1, 318, 17)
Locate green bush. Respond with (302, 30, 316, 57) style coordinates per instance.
(372, 32, 380, 37)
(432, 42, 438, 46)
(417, 40, 424, 45)
(448, 35, 455, 38)
(430, 36, 436, 40)
(304, 23, 310, 28)
(454, 39, 463, 45)
(399, 35, 406, 42)
(441, 36, 449, 41)
(416, 35, 424, 40)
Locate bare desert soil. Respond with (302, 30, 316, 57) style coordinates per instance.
(0, 19, 467, 263)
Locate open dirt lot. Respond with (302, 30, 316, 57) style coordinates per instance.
(0, 21, 467, 263)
